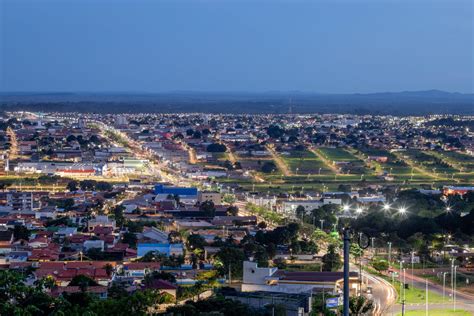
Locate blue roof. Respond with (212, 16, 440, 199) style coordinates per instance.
(154, 184, 198, 196)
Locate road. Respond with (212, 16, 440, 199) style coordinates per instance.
(350, 262, 397, 316)
(389, 268, 474, 314)
(362, 271, 397, 315)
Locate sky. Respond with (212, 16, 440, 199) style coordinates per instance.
(0, 0, 473, 93)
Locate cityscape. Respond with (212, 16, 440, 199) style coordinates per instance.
(0, 111, 473, 315)
(1, 0, 473, 315)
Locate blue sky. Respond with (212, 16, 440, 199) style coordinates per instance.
(1, 0, 473, 93)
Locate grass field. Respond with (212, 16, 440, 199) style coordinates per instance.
(392, 280, 444, 304)
(281, 150, 333, 175)
(315, 147, 372, 174)
(396, 309, 473, 316)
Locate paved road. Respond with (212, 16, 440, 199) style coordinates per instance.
(388, 268, 474, 314)
(362, 271, 397, 315)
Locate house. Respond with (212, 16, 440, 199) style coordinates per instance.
(51, 286, 108, 299)
(241, 261, 359, 295)
(0, 230, 14, 254)
(84, 240, 105, 251)
(143, 279, 177, 298)
(122, 262, 161, 278)
(137, 243, 184, 258)
(198, 191, 222, 205)
(139, 226, 169, 243)
(87, 215, 116, 232)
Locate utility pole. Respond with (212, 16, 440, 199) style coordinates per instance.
(426, 279, 429, 316)
(343, 228, 350, 316)
(443, 272, 447, 301)
(454, 265, 457, 311)
(388, 242, 392, 265)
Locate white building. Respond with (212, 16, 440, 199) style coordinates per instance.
(278, 198, 342, 217)
(242, 261, 359, 295)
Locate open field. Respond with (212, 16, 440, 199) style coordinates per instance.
(280, 150, 333, 175)
(314, 147, 372, 174)
(396, 310, 473, 316)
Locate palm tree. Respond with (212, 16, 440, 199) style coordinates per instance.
(349, 296, 374, 316)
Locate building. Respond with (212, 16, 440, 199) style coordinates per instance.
(198, 191, 222, 205)
(443, 186, 474, 196)
(7, 192, 34, 211)
(137, 243, 184, 258)
(279, 198, 342, 217)
(241, 261, 359, 295)
(0, 230, 14, 254)
(223, 290, 312, 316)
(154, 184, 198, 197)
(87, 215, 116, 232)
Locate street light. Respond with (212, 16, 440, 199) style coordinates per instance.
(442, 272, 447, 301)
(454, 265, 458, 311)
(383, 203, 391, 211)
(388, 242, 392, 265)
(319, 219, 324, 231)
(398, 207, 407, 214)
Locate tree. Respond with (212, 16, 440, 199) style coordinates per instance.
(66, 180, 78, 192)
(13, 225, 30, 241)
(261, 161, 277, 173)
(187, 234, 206, 250)
(95, 181, 113, 192)
(200, 200, 216, 217)
(295, 205, 306, 220)
(144, 271, 176, 284)
(226, 205, 238, 216)
(372, 259, 389, 272)
(206, 143, 227, 152)
(69, 274, 99, 291)
(216, 246, 246, 279)
(112, 205, 125, 227)
(349, 295, 374, 316)
(122, 232, 138, 248)
(267, 125, 285, 138)
(322, 244, 342, 271)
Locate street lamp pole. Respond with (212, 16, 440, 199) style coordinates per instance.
(426, 279, 429, 316)
(343, 228, 350, 316)
(454, 265, 458, 311)
(388, 242, 392, 266)
(443, 272, 447, 301)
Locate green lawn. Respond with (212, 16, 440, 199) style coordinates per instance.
(396, 309, 473, 316)
(393, 281, 444, 304)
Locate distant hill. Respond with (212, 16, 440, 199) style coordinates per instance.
(1, 90, 473, 115)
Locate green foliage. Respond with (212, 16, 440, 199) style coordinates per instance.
(122, 232, 137, 248)
(112, 205, 125, 227)
(215, 246, 246, 279)
(322, 244, 342, 271)
(371, 259, 389, 272)
(13, 225, 30, 241)
(207, 143, 227, 152)
(349, 295, 374, 316)
(200, 200, 216, 217)
(187, 234, 207, 250)
(144, 271, 177, 284)
(0, 270, 170, 316)
(261, 161, 277, 173)
(167, 297, 263, 316)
